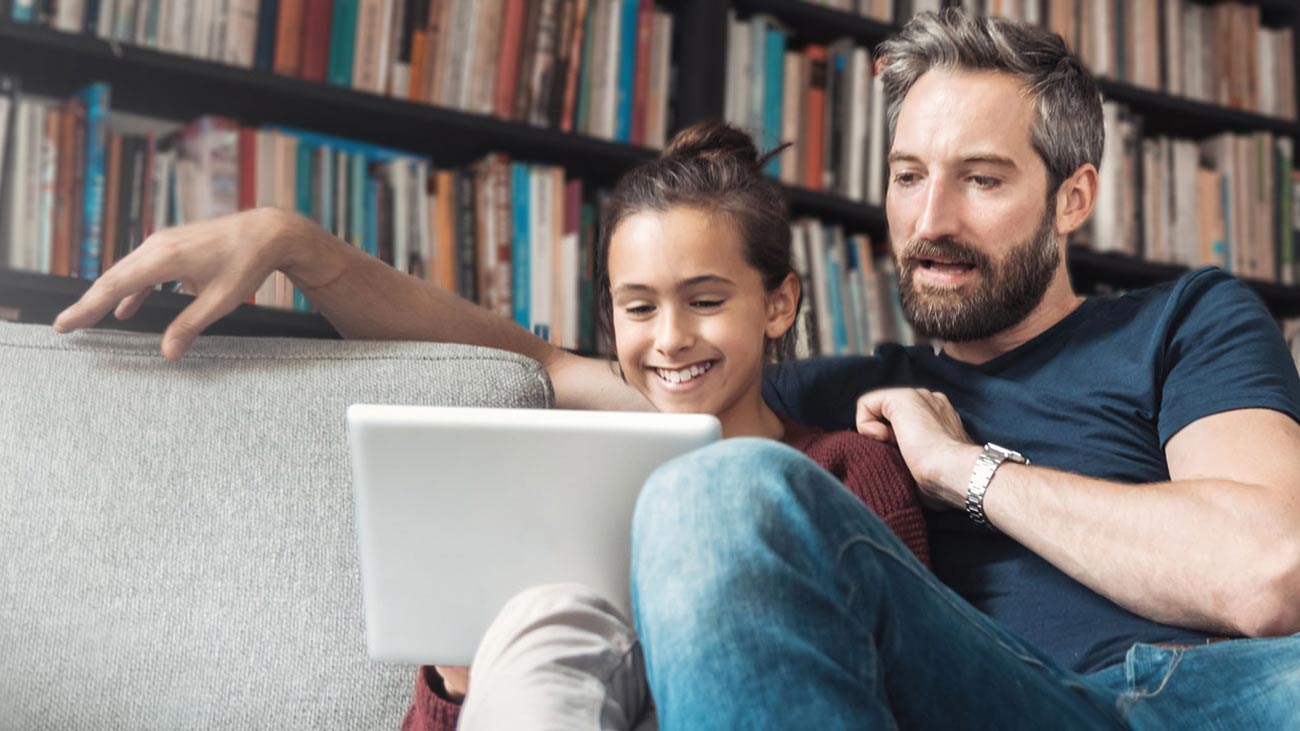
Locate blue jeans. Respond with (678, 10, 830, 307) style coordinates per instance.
(629, 439, 1300, 730)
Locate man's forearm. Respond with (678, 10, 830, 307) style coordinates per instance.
(977, 463, 1300, 637)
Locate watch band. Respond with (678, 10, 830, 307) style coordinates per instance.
(965, 443, 1029, 529)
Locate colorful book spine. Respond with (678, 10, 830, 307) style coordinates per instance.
(824, 240, 847, 354)
(327, 0, 360, 87)
(762, 26, 786, 176)
(614, 0, 638, 142)
(572, 0, 598, 134)
(254, 0, 280, 72)
(267, 125, 419, 162)
(75, 82, 110, 280)
(511, 161, 530, 330)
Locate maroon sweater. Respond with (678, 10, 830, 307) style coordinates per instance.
(402, 423, 929, 731)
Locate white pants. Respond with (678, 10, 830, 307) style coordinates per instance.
(458, 584, 658, 731)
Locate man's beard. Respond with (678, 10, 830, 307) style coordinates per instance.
(896, 207, 1060, 343)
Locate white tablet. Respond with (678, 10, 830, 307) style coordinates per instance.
(346, 404, 721, 665)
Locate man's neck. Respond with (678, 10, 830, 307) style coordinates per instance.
(940, 270, 1084, 366)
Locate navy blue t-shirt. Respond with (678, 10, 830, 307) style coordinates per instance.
(762, 267, 1300, 674)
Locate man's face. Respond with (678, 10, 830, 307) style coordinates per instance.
(885, 69, 1063, 342)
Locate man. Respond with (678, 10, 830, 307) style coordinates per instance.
(53, 11, 1300, 729)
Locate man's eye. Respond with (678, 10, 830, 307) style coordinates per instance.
(970, 175, 1001, 189)
(891, 172, 919, 186)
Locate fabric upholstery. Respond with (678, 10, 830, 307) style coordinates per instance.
(0, 321, 554, 729)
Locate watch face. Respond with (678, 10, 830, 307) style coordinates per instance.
(985, 443, 1027, 464)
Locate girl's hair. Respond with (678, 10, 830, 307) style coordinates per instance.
(596, 120, 800, 360)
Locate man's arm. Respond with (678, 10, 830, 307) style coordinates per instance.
(53, 207, 649, 412)
(858, 390, 1300, 637)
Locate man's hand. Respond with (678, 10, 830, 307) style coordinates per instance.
(856, 387, 982, 509)
(52, 207, 330, 361)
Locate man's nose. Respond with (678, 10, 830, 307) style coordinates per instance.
(912, 178, 961, 242)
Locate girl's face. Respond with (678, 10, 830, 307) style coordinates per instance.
(607, 206, 797, 435)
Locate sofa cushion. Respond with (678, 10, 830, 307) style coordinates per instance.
(0, 321, 553, 730)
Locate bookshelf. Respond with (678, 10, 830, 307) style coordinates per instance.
(0, 0, 1298, 339)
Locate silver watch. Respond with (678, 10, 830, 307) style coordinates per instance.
(965, 443, 1029, 529)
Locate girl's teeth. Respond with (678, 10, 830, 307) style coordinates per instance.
(657, 362, 711, 384)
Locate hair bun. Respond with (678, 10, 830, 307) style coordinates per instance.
(662, 120, 763, 167)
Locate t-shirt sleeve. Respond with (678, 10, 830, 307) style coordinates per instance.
(763, 351, 899, 431)
(1158, 268, 1300, 446)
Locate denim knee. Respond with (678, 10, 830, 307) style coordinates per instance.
(633, 438, 809, 549)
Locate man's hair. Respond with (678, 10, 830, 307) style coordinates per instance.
(876, 9, 1105, 195)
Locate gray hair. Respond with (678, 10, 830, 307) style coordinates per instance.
(876, 9, 1104, 195)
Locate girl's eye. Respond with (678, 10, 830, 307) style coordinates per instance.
(891, 172, 920, 186)
(691, 299, 724, 310)
(624, 305, 655, 316)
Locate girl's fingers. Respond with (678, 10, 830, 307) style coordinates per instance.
(113, 288, 152, 321)
(160, 289, 243, 361)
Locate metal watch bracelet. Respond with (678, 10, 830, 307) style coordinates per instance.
(965, 443, 1029, 529)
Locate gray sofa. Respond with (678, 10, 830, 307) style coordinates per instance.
(0, 320, 554, 729)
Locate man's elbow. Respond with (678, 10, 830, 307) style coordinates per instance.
(1230, 545, 1300, 637)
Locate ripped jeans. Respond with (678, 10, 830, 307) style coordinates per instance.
(630, 438, 1300, 731)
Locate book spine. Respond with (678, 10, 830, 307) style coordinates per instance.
(572, 0, 598, 133)
(301, 0, 335, 81)
(11, 0, 34, 22)
(327, 0, 359, 86)
(37, 107, 58, 275)
(0, 74, 19, 268)
(455, 169, 477, 301)
(629, 0, 652, 145)
(613, 0, 638, 142)
(101, 132, 122, 273)
(121, 135, 147, 256)
(76, 83, 109, 280)
(511, 161, 530, 329)
(254, 0, 280, 72)
(273, 0, 305, 74)
(804, 45, 827, 191)
(577, 199, 595, 351)
(762, 26, 786, 176)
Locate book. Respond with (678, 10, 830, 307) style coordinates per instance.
(75, 82, 109, 280)
(327, 0, 360, 87)
(510, 161, 530, 329)
(274, 0, 306, 76)
(301, 0, 336, 81)
(254, 0, 280, 72)
(0, 74, 19, 268)
(613, 0, 638, 142)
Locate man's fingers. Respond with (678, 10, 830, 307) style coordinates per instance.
(160, 292, 240, 361)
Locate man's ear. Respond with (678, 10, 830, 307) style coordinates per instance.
(766, 272, 801, 340)
(1055, 163, 1098, 237)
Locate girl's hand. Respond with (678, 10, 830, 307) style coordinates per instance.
(52, 207, 324, 361)
(434, 665, 470, 701)
(856, 387, 981, 509)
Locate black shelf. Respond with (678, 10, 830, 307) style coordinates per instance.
(0, 268, 340, 338)
(783, 186, 888, 233)
(0, 20, 659, 188)
(1097, 79, 1299, 140)
(1067, 247, 1300, 318)
(731, 0, 897, 45)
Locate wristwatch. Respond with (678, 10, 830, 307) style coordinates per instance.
(965, 443, 1029, 529)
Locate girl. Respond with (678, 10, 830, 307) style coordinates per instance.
(405, 120, 930, 731)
